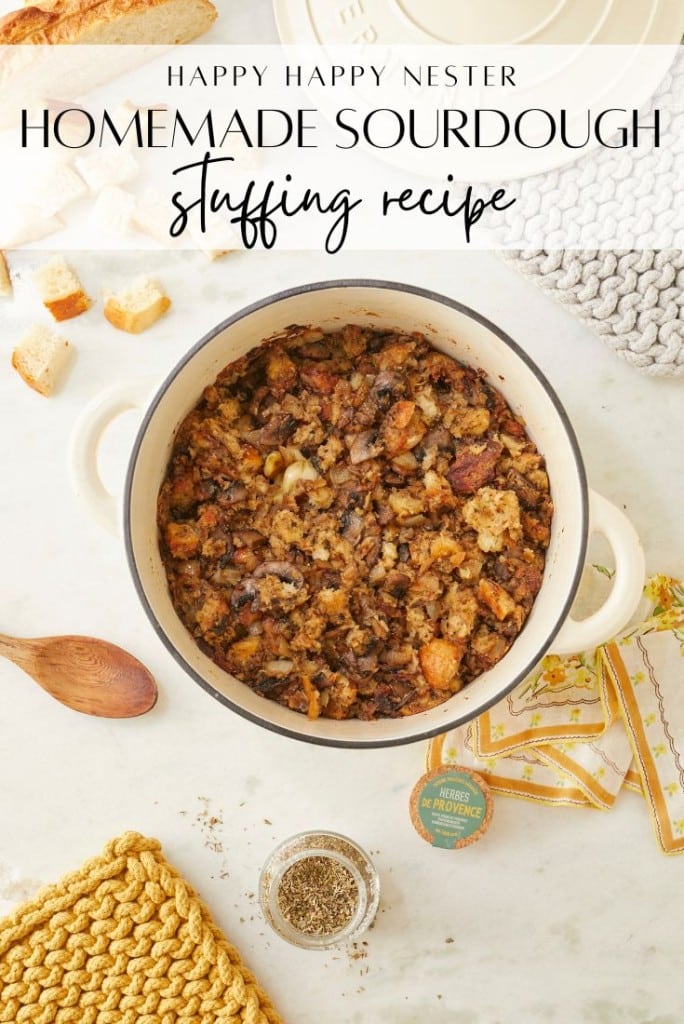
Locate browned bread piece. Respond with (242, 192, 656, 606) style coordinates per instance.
(103, 275, 170, 333)
(0, 252, 11, 297)
(12, 323, 73, 395)
(0, 0, 217, 44)
(33, 255, 91, 320)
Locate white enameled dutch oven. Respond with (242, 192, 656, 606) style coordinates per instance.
(70, 280, 645, 747)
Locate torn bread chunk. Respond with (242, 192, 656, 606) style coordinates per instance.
(132, 188, 176, 246)
(463, 487, 522, 553)
(189, 216, 239, 260)
(35, 164, 88, 218)
(33, 255, 91, 321)
(0, 205, 62, 248)
(103, 276, 170, 333)
(0, 252, 11, 298)
(75, 147, 138, 192)
(11, 324, 72, 396)
(90, 185, 135, 235)
(218, 134, 260, 172)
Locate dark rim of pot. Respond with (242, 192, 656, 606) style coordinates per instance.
(123, 278, 588, 749)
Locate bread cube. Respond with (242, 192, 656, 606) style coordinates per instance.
(33, 255, 91, 321)
(132, 188, 176, 246)
(90, 185, 135, 235)
(75, 147, 138, 191)
(0, 205, 62, 248)
(36, 164, 88, 218)
(11, 324, 73, 397)
(103, 275, 170, 333)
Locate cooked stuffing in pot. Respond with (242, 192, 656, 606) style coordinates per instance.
(157, 326, 553, 720)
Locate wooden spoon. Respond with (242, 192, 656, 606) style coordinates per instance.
(0, 632, 158, 717)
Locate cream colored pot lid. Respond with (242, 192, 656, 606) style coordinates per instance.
(273, 0, 684, 47)
(272, 0, 684, 180)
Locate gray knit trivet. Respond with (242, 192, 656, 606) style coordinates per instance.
(502, 249, 684, 376)
(497, 46, 683, 377)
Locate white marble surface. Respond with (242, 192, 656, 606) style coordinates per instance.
(1, 244, 683, 1024)
(1, 1, 684, 1021)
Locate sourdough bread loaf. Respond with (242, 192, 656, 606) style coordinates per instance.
(0, 0, 217, 129)
(0, 0, 217, 44)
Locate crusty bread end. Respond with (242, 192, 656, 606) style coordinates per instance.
(0, 0, 218, 134)
(0, 0, 218, 44)
(45, 291, 91, 320)
(12, 323, 72, 396)
(103, 275, 170, 333)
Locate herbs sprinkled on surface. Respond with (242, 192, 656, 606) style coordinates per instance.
(592, 563, 616, 579)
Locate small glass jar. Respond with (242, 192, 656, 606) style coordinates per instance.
(258, 830, 380, 950)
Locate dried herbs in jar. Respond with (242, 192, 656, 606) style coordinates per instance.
(259, 831, 380, 949)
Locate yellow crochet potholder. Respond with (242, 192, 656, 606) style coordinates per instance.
(0, 832, 284, 1024)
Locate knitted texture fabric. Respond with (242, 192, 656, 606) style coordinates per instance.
(497, 50, 684, 377)
(502, 249, 684, 377)
(0, 832, 283, 1024)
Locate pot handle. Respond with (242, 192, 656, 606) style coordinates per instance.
(551, 489, 645, 655)
(69, 384, 150, 536)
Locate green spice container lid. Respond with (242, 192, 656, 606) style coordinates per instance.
(409, 765, 493, 849)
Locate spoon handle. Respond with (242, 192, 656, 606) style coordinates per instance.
(0, 633, 34, 669)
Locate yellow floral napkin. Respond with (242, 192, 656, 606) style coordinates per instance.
(427, 576, 684, 853)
